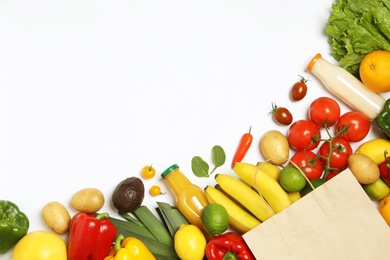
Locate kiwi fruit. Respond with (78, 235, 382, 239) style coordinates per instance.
(112, 177, 145, 212)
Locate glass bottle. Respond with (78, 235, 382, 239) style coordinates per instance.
(161, 164, 209, 232)
(306, 53, 386, 121)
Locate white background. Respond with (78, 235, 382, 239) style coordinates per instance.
(1, 0, 388, 259)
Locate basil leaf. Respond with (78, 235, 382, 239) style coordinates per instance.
(191, 156, 209, 178)
(210, 145, 226, 175)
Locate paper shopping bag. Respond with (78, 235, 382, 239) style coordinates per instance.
(243, 169, 390, 260)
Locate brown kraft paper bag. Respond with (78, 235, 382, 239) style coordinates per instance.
(243, 169, 390, 260)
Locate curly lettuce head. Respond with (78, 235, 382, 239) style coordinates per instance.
(326, 0, 390, 78)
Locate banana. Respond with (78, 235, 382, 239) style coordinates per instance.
(204, 185, 261, 233)
(215, 173, 274, 222)
(232, 162, 292, 213)
(256, 161, 282, 180)
(288, 191, 302, 203)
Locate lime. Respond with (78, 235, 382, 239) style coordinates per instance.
(363, 178, 390, 201)
(300, 178, 326, 197)
(279, 165, 307, 192)
(201, 203, 229, 236)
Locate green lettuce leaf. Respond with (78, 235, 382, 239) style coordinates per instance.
(326, 0, 390, 78)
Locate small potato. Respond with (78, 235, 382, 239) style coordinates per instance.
(71, 187, 105, 213)
(348, 153, 380, 184)
(260, 130, 289, 165)
(42, 201, 71, 234)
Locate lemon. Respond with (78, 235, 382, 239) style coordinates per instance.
(355, 138, 390, 165)
(279, 165, 307, 192)
(12, 230, 67, 260)
(201, 203, 229, 236)
(174, 224, 206, 260)
(363, 178, 390, 201)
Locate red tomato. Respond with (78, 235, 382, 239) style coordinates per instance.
(335, 111, 370, 142)
(287, 119, 321, 151)
(318, 137, 352, 171)
(290, 150, 324, 180)
(308, 97, 341, 127)
(325, 170, 338, 181)
(290, 76, 308, 101)
(270, 103, 293, 126)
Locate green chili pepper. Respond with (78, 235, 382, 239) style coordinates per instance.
(376, 98, 390, 138)
(0, 200, 29, 254)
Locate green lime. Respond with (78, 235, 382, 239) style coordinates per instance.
(279, 165, 307, 192)
(300, 178, 326, 197)
(363, 178, 390, 201)
(201, 203, 229, 236)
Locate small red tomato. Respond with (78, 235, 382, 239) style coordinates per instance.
(290, 76, 308, 101)
(308, 97, 341, 127)
(335, 111, 370, 142)
(318, 137, 352, 171)
(287, 119, 321, 151)
(270, 103, 293, 126)
(290, 150, 324, 180)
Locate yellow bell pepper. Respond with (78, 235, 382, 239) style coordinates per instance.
(104, 234, 156, 260)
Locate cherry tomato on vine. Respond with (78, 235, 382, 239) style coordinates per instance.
(270, 103, 293, 126)
(290, 150, 324, 180)
(318, 137, 352, 171)
(149, 185, 164, 196)
(308, 97, 340, 127)
(290, 75, 308, 101)
(335, 111, 370, 142)
(287, 119, 321, 151)
(141, 164, 156, 179)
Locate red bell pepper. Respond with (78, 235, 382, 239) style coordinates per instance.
(379, 150, 390, 186)
(67, 212, 117, 260)
(205, 231, 255, 260)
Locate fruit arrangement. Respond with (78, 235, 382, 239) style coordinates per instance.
(3, 1, 390, 259)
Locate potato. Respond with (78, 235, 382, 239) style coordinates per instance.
(259, 130, 289, 165)
(71, 187, 105, 213)
(42, 201, 71, 234)
(347, 153, 380, 184)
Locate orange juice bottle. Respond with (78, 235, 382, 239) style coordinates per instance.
(161, 164, 209, 232)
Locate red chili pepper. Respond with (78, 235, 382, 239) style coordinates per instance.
(67, 212, 117, 260)
(379, 150, 390, 186)
(231, 127, 253, 168)
(205, 231, 255, 260)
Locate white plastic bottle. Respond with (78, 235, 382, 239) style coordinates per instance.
(306, 53, 386, 121)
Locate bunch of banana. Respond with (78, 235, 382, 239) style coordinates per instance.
(204, 185, 261, 233)
(232, 162, 293, 213)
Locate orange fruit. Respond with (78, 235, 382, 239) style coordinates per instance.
(379, 195, 390, 226)
(359, 50, 390, 93)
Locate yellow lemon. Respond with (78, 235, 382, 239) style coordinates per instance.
(355, 138, 390, 165)
(174, 224, 206, 260)
(12, 230, 67, 260)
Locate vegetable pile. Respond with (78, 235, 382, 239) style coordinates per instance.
(326, 0, 390, 78)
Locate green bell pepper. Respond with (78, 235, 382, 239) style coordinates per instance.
(0, 200, 29, 254)
(376, 98, 390, 138)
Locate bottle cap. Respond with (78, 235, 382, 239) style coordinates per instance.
(306, 53, 322, 71)
(161, 164, 179, 178)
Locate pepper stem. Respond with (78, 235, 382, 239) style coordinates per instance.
(95, 212, 109, 220)
(115, 234, 125, 252)
(223, 251, 239, 260)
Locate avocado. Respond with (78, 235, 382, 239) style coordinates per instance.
(112, 177, 145, 212)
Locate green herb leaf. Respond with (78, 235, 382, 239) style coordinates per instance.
(191, 156, 210, 177)
(210, 145, 226, 175)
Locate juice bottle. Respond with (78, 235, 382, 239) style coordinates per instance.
(306, 53, 386, 121)
(161, 164, 209, 232)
